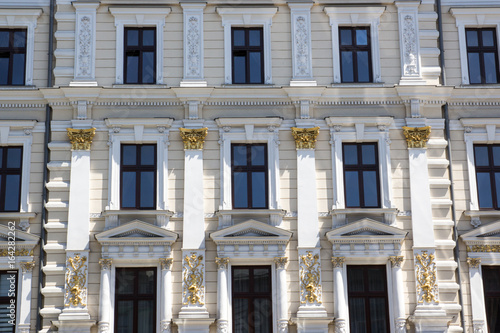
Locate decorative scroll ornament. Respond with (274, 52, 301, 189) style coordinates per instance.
(187, 16, 201, 77)
(0, 249, 33, 256)
(65, 254, 88, 307)
(179, 127, 208, 150)
(274, 257, 288, 269)
(467, 245, 500, 253)
(217, 320, 228, 333)
(291, 127, 320, 149)
(396, 319, 407, 333)
(20, 261, 35, 273)
(294, 16, 310, 77)
(99, 258, 112, 270)
(215, 257, 229, 270)
(467, 257, 481, 268)
(299, 251, 322, 304)
(415, 251, 438, 304)
(160, 258, 174, 270)
(77, 15, 92, 77)
(389, 256, 404, 268)
(331, 256, 345, 268)
(182, 253, 205, 305)
(278, 320, 288, 333)
(402, 15, 418, 76)
(335, 319, 347, 333)
(67, 128, 96, 150)
(402, 126, 431, 148)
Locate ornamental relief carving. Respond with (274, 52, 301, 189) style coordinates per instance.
(64, 253, 88, 307)
(402, 14, 418, 77)
(77, 15, 92, 78)
(415, 251, 439, 304)
(467, 245, 500, 252)
(389, 256, 404, 268)
(274, 256, 288, 269)
(67, 128, 96, 150)
(186, 16, 201, 78)
(160, 258, 174, 270)
(180, 127, 208, 150)
(182, 252, 205, 305)
(294, 15, 310, 78)
(467, 257, 481, 268)
(299, 251, 322, 304)
(20, 261, 35, 273)
(99, 258, 112, 270)
(291, 127, 319, 149)
(402, 126, 431, 149)
(215, 257, 229, 270)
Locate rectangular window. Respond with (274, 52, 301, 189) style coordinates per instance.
(0, 29, 27, 86)
(115, 267, 156, 333)
(0, 147, 22, 212)
(124, 27, 156, 84)
(483, 266, 500, 333)
(347, 266, 389, 333)
(474, 145, 500, 210)
(232, 266, 272, 333)
(232, 28, 264, 84)
(120, 144, 156, 210)
(339, 27, 372, 83)
(231, 144, 268, 209)
(343, 143, 380, 208)
(0, 272, 16, 333)
(466, 28, 500, 84)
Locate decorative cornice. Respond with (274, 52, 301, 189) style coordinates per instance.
(331, 256, 345, 268)
(467, 257, 481, 268)
(98, 258, 113, 270)
(389, 256, 404, 267)
(0, 104, 46, 108)
(159, 258, 173, 270)
(274, 256, 288, 269)
(0, 249, 34, 256)
(67, 128, 96, 150)
(179, 127, 208, 150)
(20, 261, 35, 273)
(467, 245, 500, 253)
(95, 101, 181, 106)
(291, 126, 319, 149)
(402, 126, 431, 148)
(215, 257, 229, 270)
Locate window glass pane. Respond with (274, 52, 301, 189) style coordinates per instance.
(367, 267, 385, 292)
(233, 30, 245, 47)
(125, 55, 139, 84)
(233, 146, 248, 166)
(468, 52, 481, 84)
(0, 58, 9, 85)
(341, 51, 354, 82)
(6, 148, 22, 169)
(361, 144, 376, 165)
(249, 52, 262, 84)
(0, 31, 8, 47)
(344, 145, 358, 165)
(122, 146, 137, 166)
(233, 268, 250, 292)
(363, 171, 379, 207)
(477, 172, 493, 208)
(475, 146, 489, 166)
(141, 145, 155, 166)
(251, 145, 265, 166)
(0, 273, 13, 296)
(126, 29, 139, 46)
(370, 298, 388, 333)
(233, 55, 246, 84)
(345, 171, 360, 207)
(356, 29, 368, 46)
(116, 300, 134, 333)
(140, 171, 154, 208)
(0, 303, 14, 333)
(121, 172, 136, 208)
(251, 172, 266, 208)
(253, 268, 270, 293)
(233, 172, 248, 208)
(493, 146, 500, 166)
(357, 51, 370, 82)
(466, 30, 478, 47)
(13, 31, 26, 48)
(0, 148, 3, 166)
(12, 53, 25, 85)
(496, 173, 500, 208)
(137, 300, 155, 333)
(483, 267, 500, 292)
(4, 175, 20, 211)
(138, 269, 155, 294)
(484, 52, 498, 84)
(347, 267, 364, 292)
(249, 30, 261, 47)
(340, 29, 352, 46)
(486, 297, 500, 333)
(142, 51, 155, 84)
(142, 29, 155, 47)
(233, 299, 249, 333)
(482, 30, 495, 47)
(349, 298, 367, 333)
(253, 298, 271, 333)
(116, 269, 135, 294)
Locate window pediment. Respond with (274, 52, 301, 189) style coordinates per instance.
(0, 224, 38, 256)
(462, 220, 500, 246)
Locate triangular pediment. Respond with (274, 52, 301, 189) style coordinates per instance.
(95, 220, 178, 245)
(461, 220, 500, 246)
(327, 218, 407, 243)
(0, 224, 39, 255)
(210, 219, 292, 244)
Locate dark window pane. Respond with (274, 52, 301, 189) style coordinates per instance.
(347, 267, 364, 293)
(126, 29, 139, 46)
(142, 29, 155, 47)
(141, 145, 155, 166)
(493, 146, 500, 166)
(233, 172, 248, 208)
(249, 30, 261, 47)
(122, 146, 137, 166)
(6, 148, 22, 168)
(116, 268, 135, 294)
(138, 269, 155, 294)
(477, 172, 493, 208)
(140, 171, 154, 208)
(482, 267, 500, 333)
(233, 268, 250, 292)
(341, 51, 354, 83)
(4, 175, 20, 211)
(233, 55, 246, 84)
(0, 58, 9, 85)
(467, 30, 479, 47)
(126, 55, 139, 83)
(233, 299, 249, 333)
(357, 51, 370, 82)
(137, 300, 155, 333)
(356, 29, 368, 46)
(486, 297, 500, 333)
(233, 30, 245, 47)
(142, 51, 155, 84)
(344, 145, 358, 165)
(251, 145, 265, 166)
(475, 146, 489, 166)
(496, 173, 500, 208)
(345, 171, 360, 207)
(249, 52, 262, 84)
(0, 149, 2, 168)
(0, 31, 8, 47)
(349, 298, 367, 333)
(370, 298, 388, 333)
(363, 171, 379, 207)
(13, 31, 26, 48)
(367, 267, 386, 292)
(0, 273, 12, 296)
(340, 29, 352, 46)
(121, 172, 136, 208)
(253, 268, 270, 292)
(251, 172, 266, 208)
(116, 300, 134, 333)
(254, 299, 271, 333)
(12, 53, 25, 85)
(361, 144, 376, 165)
(482, 30, 495, 47)
(484, 52, 498, 84)
(233, 146, 248, 166)
(468, 52, 481, 84)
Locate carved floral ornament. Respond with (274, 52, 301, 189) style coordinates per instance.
(389, 256, 404, 268)
(65, 254, 88, 307)
(467, 257, 481, 269)
(182, 253, 205, 305)
(415, 251, 439, 304)
(179, 127, 208, 150)
(67, 128, 96, 150)
(467, 245, 500, 253)
(331, 256, 345, 268)
(291, 126, 320, 149)
(402, 126, 431, 149)
(160, 258, 174, 270)
(299, 251, 322, 304)
(215, 257, 229, 270)
(20, 261, 35, 273)
(274, 256, 288, 269)
(99, 258, 113, 270)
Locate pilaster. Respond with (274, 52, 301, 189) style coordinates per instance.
(215, 257, 229, 333)
(98, 259, 112, 333)
(180, 3, 207, 87)
(389, 256, 407, 333)
(18, 261, 35, 333)
(331, 257, 347, 333)
(467, 258, 487, 333)
(274, 257, 289, 333)
(160, 258, 174, 333)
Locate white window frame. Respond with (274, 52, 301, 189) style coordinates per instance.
(324, 7, 385, 84)
(0, 9, 42, 86)
(109, 7, 171, 85)
(450, 8, 500, 85)
(216, 7, 277, 85)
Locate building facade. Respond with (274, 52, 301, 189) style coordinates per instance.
(1, 0, 500, 332)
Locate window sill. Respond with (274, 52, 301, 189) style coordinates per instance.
(102, 209, 174, 230)
(458, 84, 500, 88)
(330, 207, 398, 226)
(330, 82, 388, 88)
(0, 85, 37, 90)
(220, 84, 279, 88)
(0, 212, 37, 231)
(465, 210, 500, 228)
(112, 84, 169, 89)
(215, 208, 286, 228)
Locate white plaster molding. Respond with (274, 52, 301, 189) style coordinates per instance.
(109, 7, 171, 84)
(180, 3, 206, 87)
(450, 8, 500, 85)
(324, 6, 385, 83)
(0, 9, 42, 86)
(215, 209, 286, 229)
(288, 3, 315, 86)
(216, 7, 278, 85)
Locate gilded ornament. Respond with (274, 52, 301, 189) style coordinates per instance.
(291, 127, 320, 149)
(402, 126, 431, 148)
(467, 245, 500, 253)
(20, 261, 35, 273)
(99, 258, 113, 270)
(331, 256, 345, 268)
(182, 253, 205, 305)
(0, 249, 34, 257)
(415, 251, 438, 304)
(64, 254, 88, 307)
(299, 251, 322, 304)
(274, 257, 288, 269)
(67, 128, 96, 150)
(215, 257, 229, 270)
(159, 258, 174, 270)
(179, 127, 208, 150)
(389, 256, 404, 268)
(467, 257, 481, 269)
